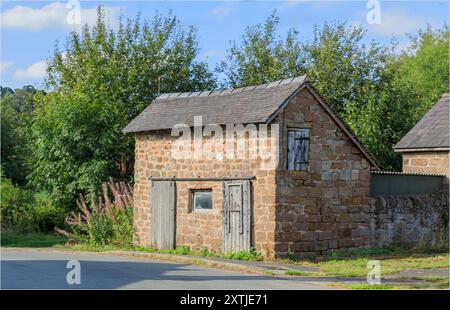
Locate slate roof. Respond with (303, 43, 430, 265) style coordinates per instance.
(123, 75, 380, 169)
(123, 76, 307, 133)
(395, 93, 450, 151)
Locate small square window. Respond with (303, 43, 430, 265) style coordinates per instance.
(192, 190, 213, 210)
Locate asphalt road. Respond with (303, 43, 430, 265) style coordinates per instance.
(1, 248, 330, 289)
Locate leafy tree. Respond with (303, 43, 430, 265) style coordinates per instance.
(219, 13, 390, 165)
(219, 14, 387, 114)
(29, 7, 216, 207)
(390, 26, 449, 120)
(218, 12, 306, 87)
(1, 85, 39, 184)
(304, 22, 388, 114)
(344, 26, 449, 170)
(219, 12, 448, 170)
(0, 86, 14, 97)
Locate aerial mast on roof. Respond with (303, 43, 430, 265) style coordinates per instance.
(157, 75, 167, 94)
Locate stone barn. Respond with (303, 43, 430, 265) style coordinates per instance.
(123, 75, 380, 258)
(394, 93, 450, 190)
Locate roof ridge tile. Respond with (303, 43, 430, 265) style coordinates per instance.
(155, 75, 307, 100)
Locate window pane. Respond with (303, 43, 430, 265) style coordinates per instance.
(194, 191, 212, 210)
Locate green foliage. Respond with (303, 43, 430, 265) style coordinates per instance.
(327, 246, 401, 260)
(81, 208, 133, 247)
(219, 12, 449, 170)
(1, 232, 67, 248)
(223, 248, 263, 261)
(345, 26, 449, 169)
(29, 6, 216, 207)
(347, 284, 396, 290)
(218, 12, 305, 87)
(284, 270, 320, 276)
(199, 247, 216, 257)
(1, 178, 35, 232)
(305, 22, 388, 113)
(0, 85, 40, 184)
(160, 246, 191, 255)
(62, 179, 134, 248)
(393, 26, 450, 118)
(0, 177, 66, 232)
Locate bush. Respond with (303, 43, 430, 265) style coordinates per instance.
(0, 177, 66, 232)
(223, 248, 263, 261)
(1, 178, 34, 231)
(60, 178, 134, 248)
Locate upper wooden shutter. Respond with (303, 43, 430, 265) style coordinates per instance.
(287, 128, 310, 171)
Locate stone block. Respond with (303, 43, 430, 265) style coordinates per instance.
(300, 231, 318, 241)
(318, 231, 333, 240)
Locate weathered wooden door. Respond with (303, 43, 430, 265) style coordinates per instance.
(150, 180, 176, 249)
(223, 180, 252, 253)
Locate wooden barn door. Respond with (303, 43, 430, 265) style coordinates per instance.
(150, 180, 176, 249)
(223, 180, 252, 253)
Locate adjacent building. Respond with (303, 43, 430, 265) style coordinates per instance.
(394, 93, 449, 189)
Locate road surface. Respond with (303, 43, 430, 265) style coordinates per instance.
(1, 248, 330, 289)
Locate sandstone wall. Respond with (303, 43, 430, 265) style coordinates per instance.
(402, 151, 449, 176)
(133, 130, 278, 256)
(272, 88, 372, 258)
(369, 192, 449, 247)
(402, 151, 450, 191)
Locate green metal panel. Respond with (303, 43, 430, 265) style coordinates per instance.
(370, 173, 444, 195)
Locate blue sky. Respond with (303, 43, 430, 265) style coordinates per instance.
(1, 1, 449, 89)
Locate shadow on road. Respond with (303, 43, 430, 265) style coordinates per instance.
(1, 259, 298, 289)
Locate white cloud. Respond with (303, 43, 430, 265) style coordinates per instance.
(0, 2, 121, 32)
(1, 61, 14, 74)
(366, 10, 425, 36)
(14, 60, 47, 81)
(211, 4, 234, 18)
(279, 0, 336, 10)
(204, 50, 225, 58)
(280, 0, 301, 8)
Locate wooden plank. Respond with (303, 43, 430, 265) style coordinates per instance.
(243, 180, 251, 250)
(287, 130, 295, 170)
(223, 180, 252, 253)
(222, 181, 228, 253)
(150, 180, 176, 250)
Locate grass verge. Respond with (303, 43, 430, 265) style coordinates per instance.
(279, 246, 449, 278)
(284, 270, 322, 276)
(330, 283, 397, 290)
(1, 232, 67, 248)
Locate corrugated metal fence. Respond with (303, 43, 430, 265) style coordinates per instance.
(370, 171, 445, 195)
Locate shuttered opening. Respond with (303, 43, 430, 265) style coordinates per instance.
(287, 128, 310, 171)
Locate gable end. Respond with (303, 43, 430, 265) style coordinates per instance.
(267, 82, 381, 170)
